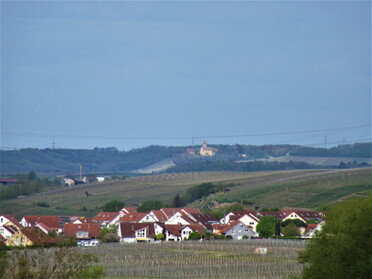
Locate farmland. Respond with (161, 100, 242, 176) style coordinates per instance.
(1, 168, 371, 218)
(88, 239, 305, 278)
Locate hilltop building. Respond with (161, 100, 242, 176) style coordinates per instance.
(200, 140, 217, 156)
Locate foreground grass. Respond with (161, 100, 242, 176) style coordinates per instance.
(88, 240, 305, 279)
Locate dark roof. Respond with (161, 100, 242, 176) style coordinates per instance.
(64, 223, 101, 239)
(21, 227, 57, 245)
(119, 222, 158, 238)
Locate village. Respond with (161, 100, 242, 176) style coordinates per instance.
(0, 206, 324, 247)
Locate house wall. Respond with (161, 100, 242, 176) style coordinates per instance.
(6, 231, 32, 247)
(226, 223, 255, 240)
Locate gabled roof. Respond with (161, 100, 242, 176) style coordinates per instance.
(259, 211, 287, 219)
(188, 213, 219, 230)
(164, 224, 184, 237)
(118, 213, 148, 223)
(1, 215, 23, 229)
(21, 227, 57, 245)
(92, 212, 120, 224)
(150, 210, 168, 222)
(22, 216, 69, 229)
(119, 222, 157, 238)
(281, 210, 323, 221)
(213, 221, 251, 234)
(183, 224, 205, 234)
(2, 225, 19, 235)
(229, 211, 260, 222)
(120, 207, 138, 215)
(181, 208, 203, 215)
(64, 223, 101, 239)
(70, 216, 95, 224)
(161, 208, 180, 219)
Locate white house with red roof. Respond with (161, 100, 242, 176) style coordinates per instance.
(21, 215, 70, 233)
(164, 224, 205, 241)
(92, 212, 121, 227)
(0, 225, 19, 241)
(281, 210, 323, 223)
(0, 215, 22, 229)
(118, 222, 164, 243)
(220, 211, 260, 232)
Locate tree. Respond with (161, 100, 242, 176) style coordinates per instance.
(102, 200, 124, 212)
(172, 194, 183, 208)
(282, 223, 300, 237)
(137, 200, 164, 213)
(155, 233, 165, 241)
(299, 196, 372, 279)
(99, 225, 119, 242)
(1, 241, 104, 279)
(188, 231, 202, 240)
(256, 216, 275, 238)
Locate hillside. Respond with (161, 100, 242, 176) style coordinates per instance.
(1, 168, 370, 218)
(0, 142, 371, 174)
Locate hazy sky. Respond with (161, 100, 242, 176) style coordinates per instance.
(1, 1, 371, 151)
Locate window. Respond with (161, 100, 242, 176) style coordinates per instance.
(250, 222, 254, 225)
(137, 229, 146, 238)
(76, 231, 89, 238)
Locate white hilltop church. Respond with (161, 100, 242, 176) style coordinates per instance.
(199, 140, 217, 156)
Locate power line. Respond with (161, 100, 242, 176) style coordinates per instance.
(1, 124, 370, 141)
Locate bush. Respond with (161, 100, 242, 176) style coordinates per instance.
(102, 200, 124, 212)
(188, 231, 202, 240)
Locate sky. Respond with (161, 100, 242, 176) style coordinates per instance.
(1, 1, 371, 151)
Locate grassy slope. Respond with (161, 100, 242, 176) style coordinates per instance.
(213, 167, 372, 209)
(1, 168, 370, 218)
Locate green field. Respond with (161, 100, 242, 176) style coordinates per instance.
(0, 168, 371, 218)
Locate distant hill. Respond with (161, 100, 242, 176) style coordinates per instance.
(1, 168, 370, 218)
(0, 142, 371, 175)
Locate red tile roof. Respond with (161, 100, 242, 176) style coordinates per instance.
(161, 208, 180, 219)
(21, 227, 57, 245)
(119, 222, 158, 238)
(164, 224, 184, 237)
(150, 210, 168, 222)
(2, 215, 23, 229)
(92, 212, 120, 224)
(213, 221, 249, 234)
(118, 213, 147, 223)
(22, 216, 69, 229)
(64, 223, 101, 239)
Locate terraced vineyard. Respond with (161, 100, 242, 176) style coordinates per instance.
(92, 240, 305, 278)
(1, 168, 371, 218)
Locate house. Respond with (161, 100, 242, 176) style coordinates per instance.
(6, 227, 57, 247)
(213, 221, 256, 240)
(21, 215, 70, 234)
(186, 148, 195, 155)
(303, 221, 325, 238)
(92, 212, 121, 227)
(200, 140, 217, 156)
(70, 216, 95, 224)
(281, 210, 323, 223)
(117, 212, 156, 223)
(64, 223, 101, 246)
(164, 224, 204, 241)
(220, 211, 260, 232)
(62, 178, 75, 186)
(118, 222, 163, 243)
(120, 207, 138, 215)
(0, 225, 19, 241)
(0, 215, 22, 229)
(148, 210, 169, 222)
